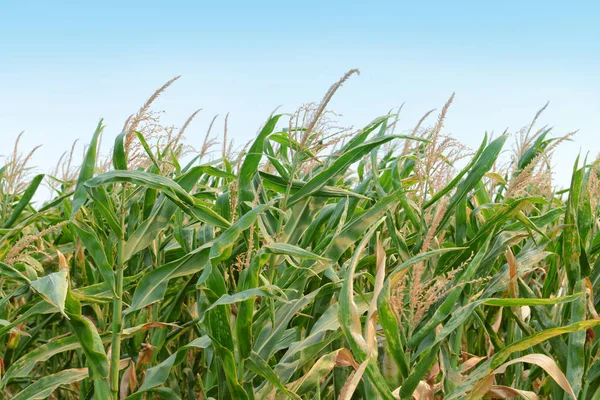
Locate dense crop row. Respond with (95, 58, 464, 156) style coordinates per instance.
(1, 73, 599, 399)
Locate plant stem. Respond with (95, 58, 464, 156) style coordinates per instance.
(110, 185, 126, 398)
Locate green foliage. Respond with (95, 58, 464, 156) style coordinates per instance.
(0, 79, 598, 400)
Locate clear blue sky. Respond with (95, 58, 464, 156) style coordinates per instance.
(1, 1, 599, 191)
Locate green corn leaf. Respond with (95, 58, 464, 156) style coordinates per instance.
(12, 368, 89, 400)
(64, 291, 109, 380)
(247, 351, 301, 400)
(259, 171, 368, 200)
(113, 131, 128, 170)
(238, 115, 282, 216)
(423, 134, 488, 210)
(126, 247, 210, 313)
(3, 173, 44, 228)
(72, 120, 104, 216)
(287, 135, 414, 207)
(437, 134, 508, 232)
(30, 269, 68, 318)
(71, 220, 116, 296)
(85, 169, 230, 228)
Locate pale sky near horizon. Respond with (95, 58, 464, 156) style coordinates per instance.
(1, 1, 599, 200)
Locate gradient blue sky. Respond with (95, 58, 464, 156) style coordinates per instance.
(1, 1, 599, 193)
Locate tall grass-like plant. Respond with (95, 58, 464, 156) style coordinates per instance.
(1, 72, 599, 400)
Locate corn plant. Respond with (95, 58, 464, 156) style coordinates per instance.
(1, 73, 599, 399)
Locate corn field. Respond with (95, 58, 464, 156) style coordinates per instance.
(1, 73, 599, 400)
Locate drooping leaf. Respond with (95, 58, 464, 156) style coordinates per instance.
(30, 270, 68, 318)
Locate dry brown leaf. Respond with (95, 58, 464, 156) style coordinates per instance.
(491, 354, 574, 398)
(338, 359, 368, 400)
(57, 250, 69, 271)
(461, 356, 486, 373)
(492, 308, 503, 333)
(138, 342, 154, 367)
(119, 359, 137, 399)
(365, 236, 386, 353)
(469, 375, 495, 399)
(426, 361, 440, 384)
(335, 348, 360, 369)
(392, 380, 434, 400)
(413, 380, 433, 400)
(532, 378, 542, 392)
(485, 385, 538, 399)
(505, 248, 518, 298)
